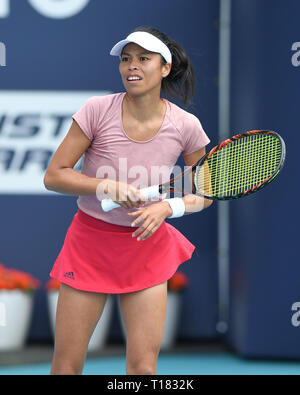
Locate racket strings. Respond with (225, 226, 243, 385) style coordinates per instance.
(197, 134, 282, 197)
(218, 135, 281, 195)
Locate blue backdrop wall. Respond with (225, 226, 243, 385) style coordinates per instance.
(0, 0, 219, 342)
(229, 0, 300, 358)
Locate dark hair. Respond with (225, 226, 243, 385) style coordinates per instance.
(131, 26, 195, 106)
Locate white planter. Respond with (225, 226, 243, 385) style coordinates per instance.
(47, 290, 58, 334)
(118, 292, 181, 350)
(88, 295, 113, 352)
(47, 291, 113, 352)
(161, 292, 181, 350)
(0, 290, 34, 351)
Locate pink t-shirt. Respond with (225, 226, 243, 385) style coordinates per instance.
(72, 92, 210, 226)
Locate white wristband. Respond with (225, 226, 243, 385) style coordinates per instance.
(163, 198, 186, 218)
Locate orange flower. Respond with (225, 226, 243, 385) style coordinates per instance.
(0, 264, 40, 291)
(168, 271, 188, 292)
(45, 278, 60, 291)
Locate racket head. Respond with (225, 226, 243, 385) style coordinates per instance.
(194, 130, 286, 200)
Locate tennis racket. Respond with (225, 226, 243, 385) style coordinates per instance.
(101, 130, 286, 212)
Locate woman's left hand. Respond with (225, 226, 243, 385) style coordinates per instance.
(128, 201, 172, 241)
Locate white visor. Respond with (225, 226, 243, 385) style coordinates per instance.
(110, 31, 172, 64)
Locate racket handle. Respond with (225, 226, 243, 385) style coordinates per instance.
(101, 185, 160, 212)
(101, 199, 122, 212)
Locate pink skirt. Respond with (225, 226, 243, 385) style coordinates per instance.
(50, 209, 195, 294)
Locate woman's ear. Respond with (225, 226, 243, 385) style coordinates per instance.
(162, 63, 172, 79)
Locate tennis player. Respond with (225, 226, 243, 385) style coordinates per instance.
(44, 26, 212, 375)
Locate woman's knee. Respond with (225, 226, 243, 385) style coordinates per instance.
(50, 353, 84, 375)
(126, 345, 160, 375)
(50, 338, 87, 375)
(126, 359, 157, 375)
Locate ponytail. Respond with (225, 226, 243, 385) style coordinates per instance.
(131, 26, 195, 106)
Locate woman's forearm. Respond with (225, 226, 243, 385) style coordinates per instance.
(44, 167, 105, 196)
(182, 194, 213, 215)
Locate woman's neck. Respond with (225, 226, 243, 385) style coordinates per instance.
(123, 92, 165, 122)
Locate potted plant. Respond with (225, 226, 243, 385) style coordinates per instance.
(118, 271, 188, 350)
(45, 279, 113, 352)
(0, 263, 40, 351)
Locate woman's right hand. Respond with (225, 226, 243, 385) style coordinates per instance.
(97, 179, 146, 210)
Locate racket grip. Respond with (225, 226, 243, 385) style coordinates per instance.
(101, 185, 160, 212)
(101, 199, 121, 212)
